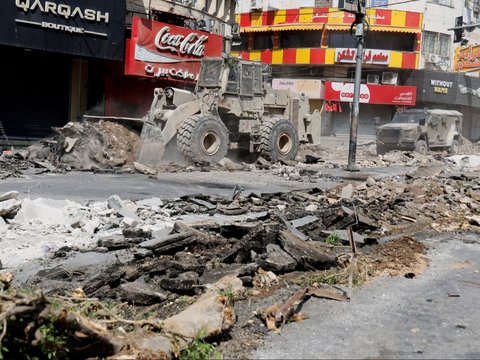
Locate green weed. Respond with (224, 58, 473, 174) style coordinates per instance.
(325, 232, 340, 245)
(180, 329, 222, 360)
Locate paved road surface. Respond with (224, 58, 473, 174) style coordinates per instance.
(255, 234, 480, 359)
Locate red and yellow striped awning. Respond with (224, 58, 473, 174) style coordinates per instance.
(239, 8, 422, 33)
(242, 24, 421, 33)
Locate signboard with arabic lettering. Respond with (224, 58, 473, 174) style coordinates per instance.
(454, 45, 480, 72)
(322, 81, 416, 105)
(335, 48, 390, 65)
(125, 17, 223, 84)
(0, 0, 125, 60)
(371, 0, 388, 7)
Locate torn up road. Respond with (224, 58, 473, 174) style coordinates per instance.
(1, 148, 480, 359)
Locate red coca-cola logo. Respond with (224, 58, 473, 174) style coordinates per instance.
(340, 92, 370, 99)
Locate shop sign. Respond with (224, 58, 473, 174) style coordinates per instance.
(322, 81, 416, 105)
(272, 79, 322, 99)
(125, 17, 223, 83)
(455, 45, 480, 72)
(0, 0, 125, 60)
(430, 79, 452, 95)
(335, 48, 390, 65)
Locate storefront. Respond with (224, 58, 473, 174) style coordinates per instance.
(0, 0, 125, 142)
(405, 70, 480, 141)
(320, 81, 417, 136)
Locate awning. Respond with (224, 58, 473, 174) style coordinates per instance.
(319, 24, 420, 33)
(241, 24, 325, 32)
(241, 24, 421, 33)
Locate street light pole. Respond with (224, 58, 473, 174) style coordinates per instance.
(346, 8, 365, 171)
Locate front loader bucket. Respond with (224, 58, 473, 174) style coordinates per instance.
(135, 122, 168, 168)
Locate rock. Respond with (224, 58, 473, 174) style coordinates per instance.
(107, 195, 141, 221)
(129, 333, 173, 359)
(305, 204, 318, 212)
(97, 235, 144, 250)
(0, 272, 14, 288)
(122, 228, 152, 239)
(119, 282, 167, 305)
(256, 244, 297, 273)
(217, 157, 244, 171)
(133, 161, 157, 175)
(121, 217, 139, 228)
(133, 248, 153, 259)
(160, 271, 199, 292)
(341, 183, 354, 199)
(136, 197, 164, 209)
(64, 137, 78, 153)
(0, 191, 18, 202)
(0, 199, 22, 218)
(162, 276, 240, 343)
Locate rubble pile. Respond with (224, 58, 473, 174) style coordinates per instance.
(2, 152, 480, 357)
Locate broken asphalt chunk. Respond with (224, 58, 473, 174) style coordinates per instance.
(278, 230, 336, 269)
(256, 244, 297, 273)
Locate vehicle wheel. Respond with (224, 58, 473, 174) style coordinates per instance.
(414, 140, 428, 155)
(376, 143, 388, 155)
(449, 139, 460, 155)
(258, 118, 299, 161)
(177, 114, 229, 164)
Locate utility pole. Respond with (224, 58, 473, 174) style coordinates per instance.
(345, 0, 366, 171)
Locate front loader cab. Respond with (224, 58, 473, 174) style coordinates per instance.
(224, 60, 263, 96)
(196, 58, 226, 90)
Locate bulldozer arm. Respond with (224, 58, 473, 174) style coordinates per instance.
(136, 100, 201, 167)
(303, 109, 322, 145)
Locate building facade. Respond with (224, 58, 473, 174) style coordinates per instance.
(0, 0, 233, 145)
(234, 0, 480, 140)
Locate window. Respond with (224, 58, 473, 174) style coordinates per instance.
(252, 32, 273, 50)
(232, 34, 249, 52)
(427, 0, 453, 6)
(422, 31, 451, 57)
(280, 30, 322, 49)
(328, 31, 415, 52)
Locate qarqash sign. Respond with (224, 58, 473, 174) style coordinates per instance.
(0, 0, 125, 60)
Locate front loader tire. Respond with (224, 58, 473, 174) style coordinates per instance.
(177, 114, 229, 164)
(258, 118, 299, 161)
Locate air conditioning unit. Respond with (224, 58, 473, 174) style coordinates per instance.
(197, 19, 212, 32)
(251, 0, 263, 10)
(232, 23, 240, 36)
(427, 53, 439, 63)
(267, 0, 280, 9)
(222, 23, 232, 38)
(367, 74, 380, 84)
(382, 72, 398, 85)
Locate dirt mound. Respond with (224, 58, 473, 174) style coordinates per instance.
(366, 236, 428, 278)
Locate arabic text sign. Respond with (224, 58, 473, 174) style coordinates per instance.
(455, 45, 480, 72)
(125, 17, 223, 83)
(335, 48, 390, 65)
(323, 81, 416, 106)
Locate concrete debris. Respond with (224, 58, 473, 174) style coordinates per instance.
(119, 281, 167, 305)
(256, 244, 297, 273)
(133, 161, 157, 175)
(0, 198, 22, 219)
(0, 191, 18, 202)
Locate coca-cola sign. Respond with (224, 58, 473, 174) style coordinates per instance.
(125, 17, 223, 83)
(155, 26, 208, 57)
